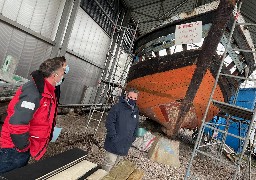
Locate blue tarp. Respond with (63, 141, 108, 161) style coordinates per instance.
(204, 88, 256, 152)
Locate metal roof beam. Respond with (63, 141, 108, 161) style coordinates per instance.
(158, 0, 165, 18)
(139, 18, 166, 24)
(132, 10, 159, 20)
(159, 0, 189, 19)
(131, 0, 163, 11)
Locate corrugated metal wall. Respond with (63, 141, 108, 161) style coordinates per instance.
(61, 53, 102, 104)
(0, 0, 64, 74)
(0, 0, 65, 40)
(0, 0, 114, 104)
(0, 0, 65, 78)
(67, 8, 110, 67)
(61, 7, 111, 104)
(0, 24, 53, 78)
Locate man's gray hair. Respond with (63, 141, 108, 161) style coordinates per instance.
(126, 88, 139, 94)
(39, 57, 66, 78)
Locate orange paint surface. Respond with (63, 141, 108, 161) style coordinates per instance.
(127, 66, 224, 130)
(128, 65, 196, 109)
(193, 70, 224, 126)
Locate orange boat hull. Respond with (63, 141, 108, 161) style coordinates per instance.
(127, 65, 224, 134)
(126, 50, 233, 136)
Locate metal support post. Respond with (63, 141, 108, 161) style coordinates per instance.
(218, 116, 231, 156)
(51, 0, 73, 58)
(60, 0, 81, 56)
(233, 110, 256, 179)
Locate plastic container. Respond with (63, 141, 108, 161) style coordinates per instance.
(136, 127, 147, 137)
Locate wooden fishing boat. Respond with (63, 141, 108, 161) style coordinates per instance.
(127, 49, 236, 135)
(127, 0, 256, 136)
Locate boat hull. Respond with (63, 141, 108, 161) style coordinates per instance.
(127, 49, 236, 135)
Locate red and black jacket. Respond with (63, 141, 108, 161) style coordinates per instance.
(0, 71, 57, 160)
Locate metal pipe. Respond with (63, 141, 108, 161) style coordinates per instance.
(232, 48, 256, 53)
(236, 23, 256, 26)
(85, 10, 122, 130)
(219, 73, 256, 81)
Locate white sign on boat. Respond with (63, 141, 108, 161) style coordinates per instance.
(175, 21, 202, 45)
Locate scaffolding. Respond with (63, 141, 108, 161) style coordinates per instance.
(85, 13, 138, 135)
(185, 1, 256, 179)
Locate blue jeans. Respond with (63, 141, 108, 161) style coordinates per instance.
(0, 148, 30, 174)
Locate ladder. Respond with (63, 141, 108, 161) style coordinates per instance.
(185, 1, 256, 179)
(85, 22, 138, 135)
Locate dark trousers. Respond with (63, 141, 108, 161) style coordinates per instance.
(0, 148, 30, 175)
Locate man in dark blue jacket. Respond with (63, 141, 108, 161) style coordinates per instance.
(103, 88, 139, 171)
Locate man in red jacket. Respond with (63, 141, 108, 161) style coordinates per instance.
(0, 57, 68, 174)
